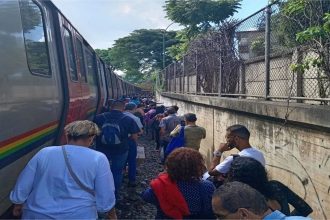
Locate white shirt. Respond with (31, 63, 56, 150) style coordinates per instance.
(10, 145, 115, 219)
(215, 147, 265, 174)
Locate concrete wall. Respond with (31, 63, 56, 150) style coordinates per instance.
(157, 92, 330, 219)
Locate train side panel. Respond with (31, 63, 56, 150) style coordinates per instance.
(0, 0, 63, 213)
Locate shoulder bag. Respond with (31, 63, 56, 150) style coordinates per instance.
(62, 146, 95, 196)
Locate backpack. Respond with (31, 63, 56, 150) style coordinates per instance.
(164, 126, 185, 158)
(101, 114, 125, 147)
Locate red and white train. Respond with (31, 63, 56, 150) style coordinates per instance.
(0, 0, 144, 214)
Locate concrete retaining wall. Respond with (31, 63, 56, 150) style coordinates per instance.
(157, 92, 330, 219)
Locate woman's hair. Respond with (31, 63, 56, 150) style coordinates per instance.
(227, 157, 272, 198)
(64, 120, 100, 141)
(165, 148, 205, 181)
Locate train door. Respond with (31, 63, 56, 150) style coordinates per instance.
(74, 35, 90, 120)
(100, 61, 108, 108)
(84, 47, 98, 120)
(111, 71, 118, 99)
(117, 77, 123, 98)
(95, 58, 106, 113)
(57, 14, 82, 124)
(104, 67, 113, 100)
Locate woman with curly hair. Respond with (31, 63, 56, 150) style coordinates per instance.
(227, 156, 313, 217)
(142, 148, 215, 219)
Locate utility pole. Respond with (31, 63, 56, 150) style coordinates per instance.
(162, 22, 175, 69)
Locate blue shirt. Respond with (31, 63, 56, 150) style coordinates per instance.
(264, 210, 312, 220)
(10, 145, 115, 219)
(142, 179, 215, 219)
(94, 110, 140, 154)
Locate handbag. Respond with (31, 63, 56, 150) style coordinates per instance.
(164, 126, 185, 158)
(62, 146, 95, 196)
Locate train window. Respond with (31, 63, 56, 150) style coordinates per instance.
(76, 39, 87, 83)
(85, 50, 96, 83)
(63, 27, 78, 81)
(97, 61, 104, 88)
(19, 0, 51, 76)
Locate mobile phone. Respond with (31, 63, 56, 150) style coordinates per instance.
(227, 142, 235, 149)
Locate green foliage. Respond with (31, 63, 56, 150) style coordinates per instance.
(290, 57, 323, 73)
(295, 12, 330, 43)
(164, 0, 241, 61)
(251, 37, 265, 56)
(164, 0, 241, 37)
(282, 1, 330, 102)
(95, 49, 112, 67)
(96, 29, 178, 83)
(167, 29, 190, 60)
(273, 0, 330, 47)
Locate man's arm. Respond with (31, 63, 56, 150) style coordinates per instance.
(202, 128, 206, 139)
(130, 133, 138, 141)
(127, 117, 141, 142)
(170, 125, 180, 137)
(159, 118, 166, 136)
(107, 207, 117, 219)
(10, 151, 40, 206)
(208, 143, 234, 176)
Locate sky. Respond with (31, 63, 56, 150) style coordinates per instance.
(52, 0, 270, 49)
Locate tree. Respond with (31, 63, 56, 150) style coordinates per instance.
(165, 0, 241, 36)
(96, 29, 178, 83)
(186, 20, 240, 93)
(273, 0, 330, 103)
(164, 0, 241, 60)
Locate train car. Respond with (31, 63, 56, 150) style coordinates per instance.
(0, 0, 141, 215)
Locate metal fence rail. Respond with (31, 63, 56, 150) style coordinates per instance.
(160, 0, 330, 105)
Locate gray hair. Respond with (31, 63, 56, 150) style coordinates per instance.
(64, 120, 100, 140)
(213, 181, 268, 215)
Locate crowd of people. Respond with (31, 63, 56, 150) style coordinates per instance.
(9, 95, 314, 219)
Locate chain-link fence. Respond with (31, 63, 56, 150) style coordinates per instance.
(160, 0, 330, 105)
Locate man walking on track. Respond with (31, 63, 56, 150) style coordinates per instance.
(94, 100, 140, 199)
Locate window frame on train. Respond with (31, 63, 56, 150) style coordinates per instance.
(19, 0, 52, 77)
(76, 38, 88, 83)
(63, 26, 79, 82)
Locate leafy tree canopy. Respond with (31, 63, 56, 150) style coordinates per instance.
(164, 0, 241, 37)
(96, 29, 178, 83)
(164, 0, 241, 60)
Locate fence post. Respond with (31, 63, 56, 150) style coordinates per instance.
(195, 50, 198, 95)
(179, 62, 182, 93)
(218, 49, 222, 97)
(239, 62, 246, 98)
(295, 48, 303, 103)
(164, 68, 168, 92)
(187, 55, 190, 94)
(173, 62, 176, 93)
(264, 5, 271, 100)
(168, 66, 171, 92)
(183, 56, 185, 93)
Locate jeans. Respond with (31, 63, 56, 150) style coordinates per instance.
(127, 139, 137, 183)
(103, 150, 128, 198)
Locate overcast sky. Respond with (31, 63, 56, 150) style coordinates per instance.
(52, 0, 269, 49)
